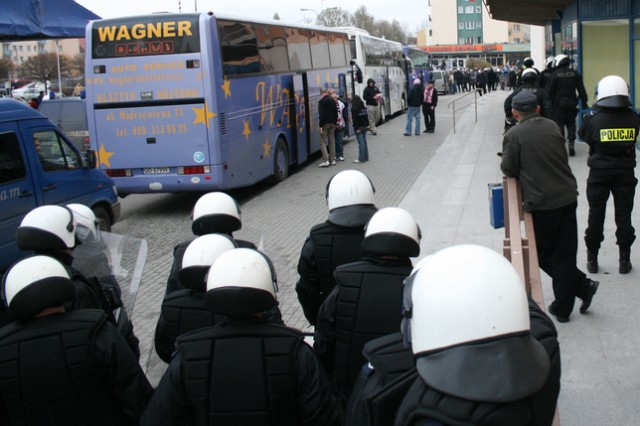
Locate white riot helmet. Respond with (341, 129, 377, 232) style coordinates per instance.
(205, 248, 278, 316)
(520, 68, 539, 84)
(362, 207, 421, 257)
(16, 205, 76, 251)
(554, 54, 569, 68)
(325, 170, 377, 227)
(2, 255, 76, 321)
(402, 244, 549, 403)
(594, 75, 631, 108)
(523, 57, 534, 68)
(191, 192, 242, 236)
(178, 234, 238, 290)
(67, 203, 100, 243)
(545, 56, 555, 68)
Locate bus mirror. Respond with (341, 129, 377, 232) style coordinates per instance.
(85, 149, 97, 169)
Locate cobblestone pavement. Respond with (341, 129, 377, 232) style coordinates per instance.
(112, 101, 455, 385)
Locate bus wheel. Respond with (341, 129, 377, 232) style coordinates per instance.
(93, 205, 112, 232)
(401, 95, 407, 112)
(271, 138, 289, 184)
(379, 103, 387, 124)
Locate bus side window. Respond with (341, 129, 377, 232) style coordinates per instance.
(0, 132, 26, 184)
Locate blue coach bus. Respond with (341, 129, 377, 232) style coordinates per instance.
(403, 45, 432, 88)
(85, 13, 351, 194)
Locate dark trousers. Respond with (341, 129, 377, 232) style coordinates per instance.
(532, 202, 590, 316)
(553, 106, 578, 142)
(585, 168, 637, 252)
(422, 104, 435, 131)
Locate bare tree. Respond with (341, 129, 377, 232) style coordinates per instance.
(273, 13, 281, 20)
(0, 57, 15, 83)
(316, 8, 351, 27)
(18, 53, 69, 91)
(351, 6, 375, 33)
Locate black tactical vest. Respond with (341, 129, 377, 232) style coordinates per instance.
(309, 222, 367, 299)
(176, 321, 304, 426)
(333, 260, 412, 400)
(0, 310, 128, 425)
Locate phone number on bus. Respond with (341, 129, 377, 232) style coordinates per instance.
(115, 123, 188, 137)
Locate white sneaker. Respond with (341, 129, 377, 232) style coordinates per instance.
(331, 160, 336, 166)
(318, 160, 330, 167)
(353, 159, 361, 163)
(338, 157, 345, 161)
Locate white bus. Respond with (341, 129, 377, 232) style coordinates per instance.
(340, 27, 408, 122)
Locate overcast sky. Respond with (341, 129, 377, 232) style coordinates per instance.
(75, 0, 431, 34)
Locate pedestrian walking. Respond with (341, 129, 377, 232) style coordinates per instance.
(318, 88, 338, 167)
(404, 78, 423, 136)
(501, 91, 599, 323)
(363, 79, 381, 135)
(579, 75, 640, 274)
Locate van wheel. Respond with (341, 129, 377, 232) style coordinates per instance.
(93, 205, 112, 232)
(270, 138, 289, 184)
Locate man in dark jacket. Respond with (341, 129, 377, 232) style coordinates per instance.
(547, 54, 589, 156)
(0, 255, 152, 425)
(579, 75, 640, 274)
(404, 79, 423, 136)
(394, 245, 561, 426)
(318, 87, 338, 167)
(142, 248, 340, 426)
(501, 91, 598, 323)
(363, 79, 382, 135)
(314, 207, 420, 401)
(504, 68, 553, 132)
(296, 170, 377, 325)
(421, 80, 438, 133)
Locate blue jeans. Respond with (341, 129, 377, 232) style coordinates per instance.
(355, 127, 369, 161)
(404, 106, 420, 134)
(334, 127, 344, 158)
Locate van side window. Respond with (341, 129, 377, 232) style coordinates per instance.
(0, 132, 26, 184)
(32, 130, 82, 172)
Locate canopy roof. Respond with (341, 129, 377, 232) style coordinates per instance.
(0, 0, 100, 41)
(483, 0, 574, 26)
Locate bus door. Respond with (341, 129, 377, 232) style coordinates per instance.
(383, 67, 392, 118)
(293, 73, 311, 164)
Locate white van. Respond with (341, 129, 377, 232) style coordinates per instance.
(430, 70, 449, 95)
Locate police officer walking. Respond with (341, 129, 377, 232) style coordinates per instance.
(0, 255, 153, 425)
(538, 56, 556, 90)
(579, 75, 640, 274)
(142, 248, 341, 426)
(296, 170, 377, 326)
(504, 68, 553, 131)
(314, 207, 421, 401)
(547, 54, 589, 156)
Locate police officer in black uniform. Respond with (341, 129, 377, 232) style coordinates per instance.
(154, 234, 237, 363)
(579, 75, 640, 275)
(142, 248, 341, 426)
(538, 56, 555, 90)
(515, 57, 538, 88)
(0, 255, 153, 425)
(165, 191, 255, 295)
(296, 170, 377, 326)
(14, 205, 140, 357)
(547, 54, 589, 156)
(394, 245, 560, 426)
(504, 68, 553, 131)
(314, 207, 420, 402)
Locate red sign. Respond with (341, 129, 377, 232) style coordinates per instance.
(425, 44, 503, 53)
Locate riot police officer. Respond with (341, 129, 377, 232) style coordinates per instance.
(154, 233, 237, 363)
(547, 54, 589, 156)
(15, 205, 140, 357)
(394, 245, 560, 425)
(504, 68, 553, 131)
(166, 191, 255, 294)
(579, 75, 640, 274)
(538, 56, 555, 89)
(142, 248, 341, 426)
(314, 207, 420, 401)
(296, 170, 377, 326)
(0, 255, 153, 425)
(515, 57, 538, 87)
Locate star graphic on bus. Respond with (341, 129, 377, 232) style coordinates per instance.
(262, 137, 272, 158)
(98, 144, 114, 168)
(192, 104, 217, 128)
(325, 72, 331, 84)
(243, 119, 251, 142)
(316, 74, 321, 86)
(221, 78, 232, 98)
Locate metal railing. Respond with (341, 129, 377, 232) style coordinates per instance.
(502, 176, 560, 426)
(447, 90, 478, 133)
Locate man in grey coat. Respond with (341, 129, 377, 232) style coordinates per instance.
(500, 91, 599, 323)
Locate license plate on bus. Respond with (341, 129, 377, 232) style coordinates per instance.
(143, 167, 170, 174)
